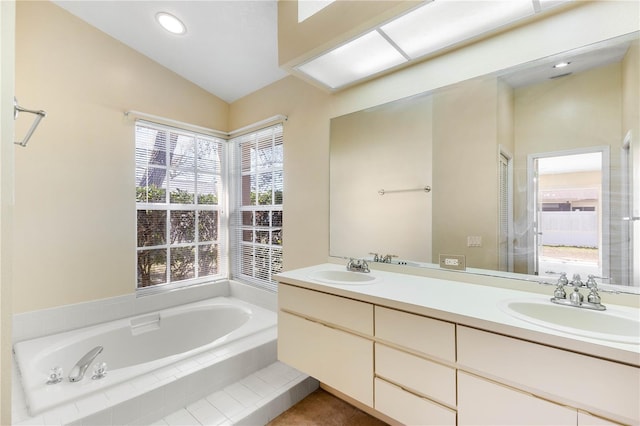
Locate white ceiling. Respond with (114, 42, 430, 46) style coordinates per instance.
(52, 1, 632, 103)
(53, 0, 288, 103)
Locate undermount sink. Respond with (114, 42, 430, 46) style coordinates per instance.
(308, 270, 379, 285)
(500, 299, 640, 344)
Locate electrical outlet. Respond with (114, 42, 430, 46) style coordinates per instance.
(467, 236, 482, 247)
(439, 254, 466, 271)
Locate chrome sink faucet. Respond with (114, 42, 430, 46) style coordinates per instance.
(347, 258, 370, 273)
(551, 273, 606, 311)
(68, 346, 103, 382)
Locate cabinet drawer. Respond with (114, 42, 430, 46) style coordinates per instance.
(278, 310, 373, 406)
(375, 306, 455, 362)
(458, 326, 639, 425)
(279, 283, 373, 335)
(376, 343, 456, 407)
(458, 371, 576, 425)
(374, 378, 456, 426)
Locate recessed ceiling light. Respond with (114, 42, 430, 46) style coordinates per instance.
(553, 61, 571, 68)
(156, 12, 186, 35)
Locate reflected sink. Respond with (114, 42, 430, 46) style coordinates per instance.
(500, 299, 640, 344)
(308, 270, 379, 285)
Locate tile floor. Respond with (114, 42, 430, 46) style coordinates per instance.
(267, 389, 388, 426)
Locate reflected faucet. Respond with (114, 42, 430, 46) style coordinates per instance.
(68, 346, 103, 382)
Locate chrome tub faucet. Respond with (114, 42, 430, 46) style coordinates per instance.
(68, 346, 103, 382)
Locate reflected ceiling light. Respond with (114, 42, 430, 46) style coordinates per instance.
(553, 61, 571, 68)
(156, 12, 186, 35)
(380, 0, 535, 59)
(296, 30, 408, 89)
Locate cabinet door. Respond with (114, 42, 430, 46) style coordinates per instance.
(375, 306, 455, 362)
(279, 283, 373, 335)
(458, 372, 577, 426)
(375, 343, 456, 407)
(278, 310, 374, 406)
(375, 378, 456, 426)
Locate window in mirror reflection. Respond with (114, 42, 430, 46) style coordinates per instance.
(531, 150, 606, 280)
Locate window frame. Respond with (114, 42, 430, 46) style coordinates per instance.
(135, 120, 228, 295)
(230, 124, 284, 291)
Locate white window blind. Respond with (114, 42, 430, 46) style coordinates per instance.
(498, 150, 513, 272)
(135, 120, 227, 291)
(230, 124, 284, 291)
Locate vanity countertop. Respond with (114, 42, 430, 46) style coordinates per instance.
(275, 263, 640, 367)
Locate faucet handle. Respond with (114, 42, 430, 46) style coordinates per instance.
(571, 273, 583, 287)
(557, 272, 568, 286)
(382, 254, 398, 263)
(586, 274, 598, 289)
(368, 252, 380, 262)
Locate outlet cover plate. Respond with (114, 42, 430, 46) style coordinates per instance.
(439, 254, 466, 271)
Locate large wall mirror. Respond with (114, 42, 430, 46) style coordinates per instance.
(330, 32, 640, 292)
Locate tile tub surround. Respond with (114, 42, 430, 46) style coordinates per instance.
(12, 281, 230, 343)
(12, 280, 277, 344)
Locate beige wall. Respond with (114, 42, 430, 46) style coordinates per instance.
(11, 1, 640, 311)
(513, 63, 622, 275)
(229, 76, 331, 271)
(13, 1, 229, 313)
(1, 0, 15, 422)
(330, 95, 432, 262)
(432, 77, 501, 269)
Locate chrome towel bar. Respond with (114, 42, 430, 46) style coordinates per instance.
(14, 97, 47, 147)
(378, 186, 431, 196)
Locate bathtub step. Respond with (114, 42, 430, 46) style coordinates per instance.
(158, 362, 319, 426)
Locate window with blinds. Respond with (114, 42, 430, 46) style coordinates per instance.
(135, 120, 227, 290)
(230, 124, 284, 291)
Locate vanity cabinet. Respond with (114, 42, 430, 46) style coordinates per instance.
(277, 274, 637, 426)
(277, 284, 374, 406)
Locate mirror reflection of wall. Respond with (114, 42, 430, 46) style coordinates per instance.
(330, 35, 639, 288)
(330, 95, 433, 262)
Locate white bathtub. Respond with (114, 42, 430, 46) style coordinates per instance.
(13, 297, 276, 416)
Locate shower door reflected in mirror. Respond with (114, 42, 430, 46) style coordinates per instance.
(529, 149, 608, 280)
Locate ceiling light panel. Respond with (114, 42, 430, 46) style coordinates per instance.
(380, 0, 536, 60)
(296, 30, 408, 89)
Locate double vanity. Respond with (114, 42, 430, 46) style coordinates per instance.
(276, 263, 639, 426)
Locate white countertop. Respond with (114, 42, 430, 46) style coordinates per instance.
(276, 263, 640, 366)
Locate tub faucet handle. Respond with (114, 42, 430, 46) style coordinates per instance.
(92, 362, 108, 380)
(46, 366, 63, 385)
